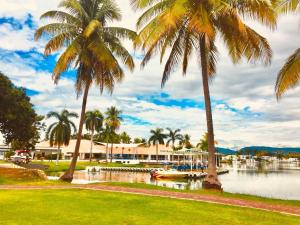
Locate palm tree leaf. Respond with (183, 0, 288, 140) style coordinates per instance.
(276, 48, 300, 98)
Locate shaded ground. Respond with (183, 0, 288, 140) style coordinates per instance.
(0, 189, 299, 225)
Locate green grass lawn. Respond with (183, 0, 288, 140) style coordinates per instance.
(0, 189, 298, 225)
(31, 161, 160, 172)
(99, 182, 300, 208)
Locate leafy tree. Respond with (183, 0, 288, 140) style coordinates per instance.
(166, 128, 183, 161)
(131, 0, 276, 189)
(85, 110, 103, 162)
(0, 72, 38, 149)
(105, 106, 122, 162)
(46, 110, 78, 164)
(36, 0, 136, 181)
(148, 128, 167, 162)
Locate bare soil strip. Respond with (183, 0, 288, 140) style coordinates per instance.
(1, 185, 300, 216)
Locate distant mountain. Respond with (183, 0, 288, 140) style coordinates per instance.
(239, 146, 300, 155)
(216, 147, 236, 155)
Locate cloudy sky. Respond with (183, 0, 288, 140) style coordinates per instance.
(0, 0, 299, 148)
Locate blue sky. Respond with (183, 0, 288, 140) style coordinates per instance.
(0, 0, 300, 148)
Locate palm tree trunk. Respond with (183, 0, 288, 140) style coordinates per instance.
(56, 144, 60, 166)
(156, 143, 158, 163)
(199, 35, 222, 190)
(106, 142, 108, 161)
(60, 85, 89, 182)
(110, 142, 113, 163)
(89, 130, 94, 163)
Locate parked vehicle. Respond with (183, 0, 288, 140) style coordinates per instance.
(10, 150, 32, 164)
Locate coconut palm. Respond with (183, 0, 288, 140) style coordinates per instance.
(131, 0, 276, 189)
(148, 128, 167, 162)
(166, 128, 183, 161)
(35, 0, 136, 181)
(46, 110, 78, 165)
(85, 110, 103, 162)
(275, 0, 300, 98)
(105, 106, 122, 162)
(197, 133, 209, 151)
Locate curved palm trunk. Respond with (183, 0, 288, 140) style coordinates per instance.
(89, 129, 94, 163)
(199, 35, 222, 190)
(60, 85, 89, 182)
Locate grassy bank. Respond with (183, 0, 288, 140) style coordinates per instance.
(0, 189, 298, 225)
(31, 161, 160, 172)
(99, 182, 300, 208)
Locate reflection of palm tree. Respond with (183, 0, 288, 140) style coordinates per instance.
(36, 0, 136, 182)
(85, 110, 103, 162)
(132, 0, 276, 189)
(148, 128, 167, 162)
(46, 110, 78, 165)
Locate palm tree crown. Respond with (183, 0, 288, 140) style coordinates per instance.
(166, 128, 183, 149)
(85, 110, 103, 133)
(35, 0, 136, 94)
(105, 106, 122, 131)
(46, 109, 78, 147)
(148, 128, 167, 145)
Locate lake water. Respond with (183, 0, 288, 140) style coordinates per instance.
(49, 162, 300, 200)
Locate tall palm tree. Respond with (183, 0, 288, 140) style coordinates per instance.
(275, 0, 300, 98)
(166, 128, 183, 161)
(85, 110, 103, 162)
(46, 110, 78, 165)
(197, 133, 208, 151)
(148, 128, 167, 162)
(105, 106, 122, 162)
(131, 0, 276, 189)
(35, 0, 136, 181)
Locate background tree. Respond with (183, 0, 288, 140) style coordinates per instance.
(46, 110, 78, 165)
(35, 0, 136, 181)
(85, 110, 103, 162)
(0, 72, 39, 149)
(166, 128, 183, 161)
(105, 106, 122, 162)
(148, 128, 167, 162)
(180, 134, 193, 149)
(120, 132, 131, 144)
(132, 0, 276, 190)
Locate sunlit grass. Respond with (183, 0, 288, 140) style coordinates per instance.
(0, 189, 298, 225)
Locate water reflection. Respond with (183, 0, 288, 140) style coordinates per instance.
(48, 162, 300, 200)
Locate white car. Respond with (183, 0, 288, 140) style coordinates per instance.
(10, 152, 32, 164)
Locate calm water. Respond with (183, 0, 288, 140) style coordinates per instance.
(49, 162, 300, 200)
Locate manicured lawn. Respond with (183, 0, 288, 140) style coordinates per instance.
(31, 161, 160, 172)
(99, 182, 300, 208)
(0, 189, 298, 225)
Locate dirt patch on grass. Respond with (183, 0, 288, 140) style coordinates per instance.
(0, 168, 47, 184)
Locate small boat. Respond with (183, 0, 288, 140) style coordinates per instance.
(150, 169, 189, 179)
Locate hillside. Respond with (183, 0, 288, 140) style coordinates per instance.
(239, 146, 300, 155)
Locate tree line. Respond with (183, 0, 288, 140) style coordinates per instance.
(46, 108, 211, 164)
